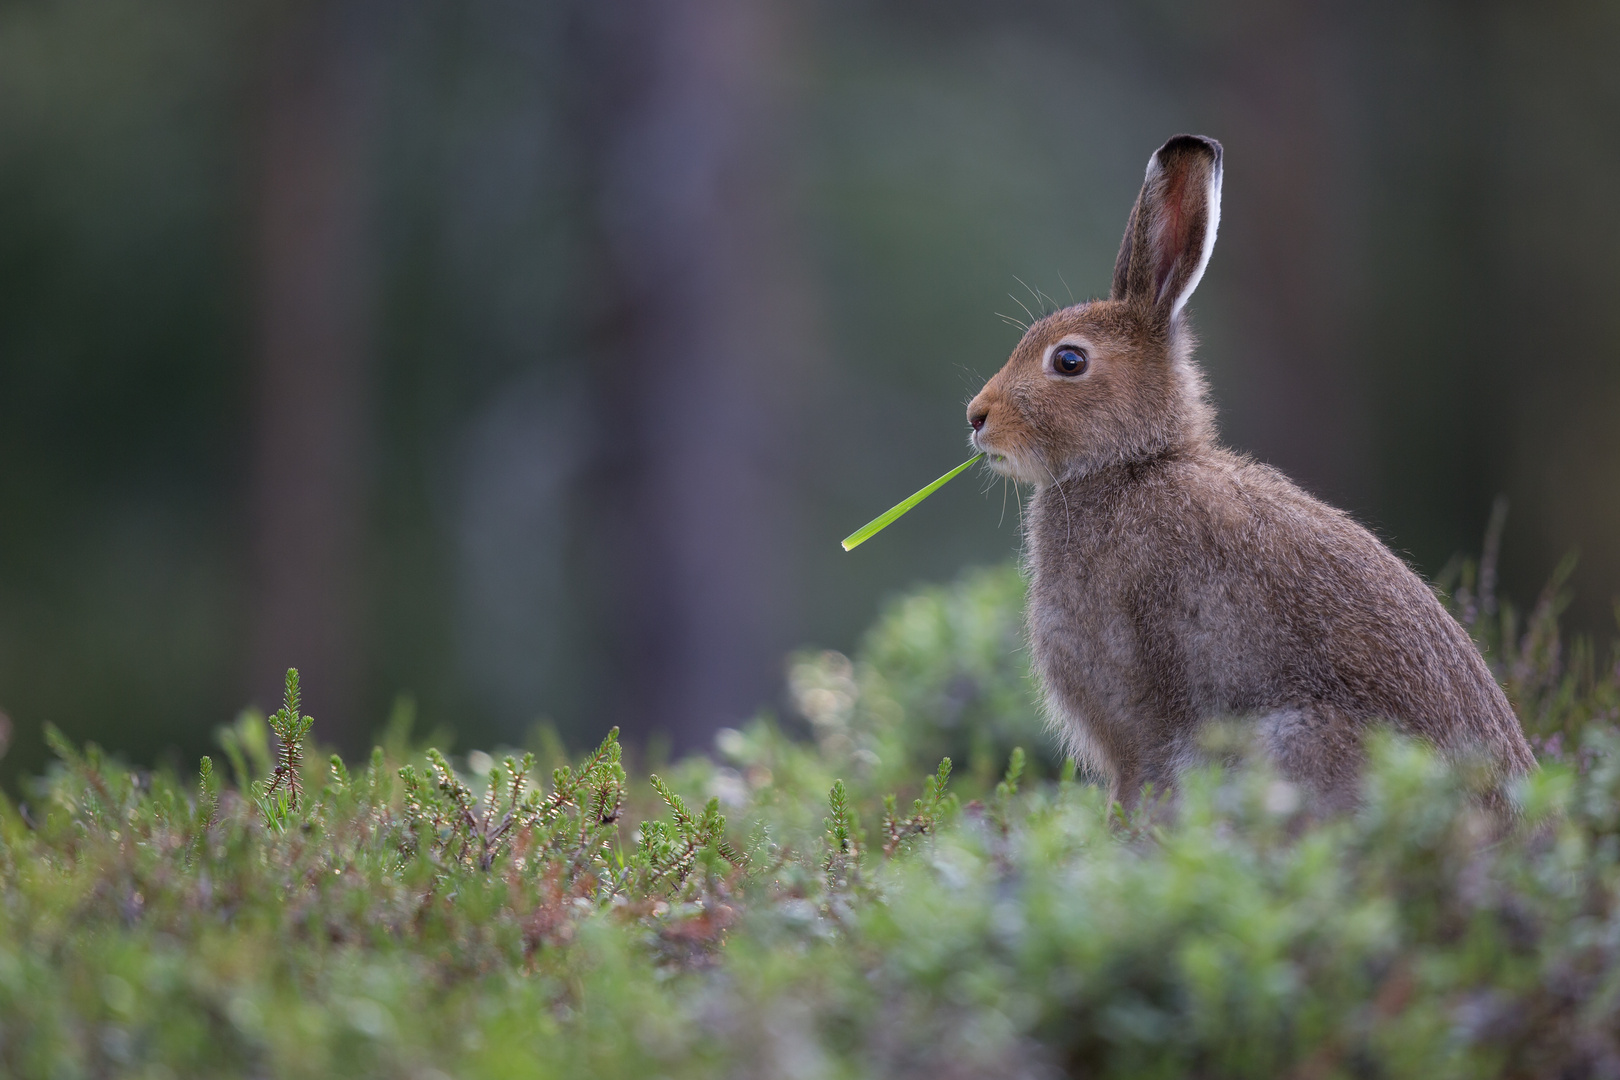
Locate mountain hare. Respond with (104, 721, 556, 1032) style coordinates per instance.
(967, 134, 1534, 813)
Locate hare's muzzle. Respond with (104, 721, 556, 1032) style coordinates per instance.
(966, 384, 996, 435)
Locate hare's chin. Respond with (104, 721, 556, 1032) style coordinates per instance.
(981, 451, 1033, 482)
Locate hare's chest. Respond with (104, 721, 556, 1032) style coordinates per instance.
(1025, 551, 1133, 672)
(1021, 484, 1241, 724)
(1022, 517, 1147, 715)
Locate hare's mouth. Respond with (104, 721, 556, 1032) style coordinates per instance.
(974, 440, 1044, 485)
(972, 427, 1032, 477)
(980, 449, 1021, 478)
(972, 431, 1007, 463)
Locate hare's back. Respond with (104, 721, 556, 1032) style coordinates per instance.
(1190, 455, 1528, 764)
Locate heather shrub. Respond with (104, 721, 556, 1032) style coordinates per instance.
(0, 542, 1617, 1078)
(785, 562, 1055, 795)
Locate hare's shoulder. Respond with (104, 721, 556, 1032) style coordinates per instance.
(1039, 448, 1404, 589)
(1169, 452, 1449, 627)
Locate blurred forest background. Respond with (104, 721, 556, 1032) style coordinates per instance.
(1, 0, 1617, 781)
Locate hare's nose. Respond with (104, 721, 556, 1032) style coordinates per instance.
(969, 408, 988, 432)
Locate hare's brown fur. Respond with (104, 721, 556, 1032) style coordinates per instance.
(967, 135, 1534, 812)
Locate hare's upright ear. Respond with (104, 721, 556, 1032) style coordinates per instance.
(1110, 134, 1223, 322)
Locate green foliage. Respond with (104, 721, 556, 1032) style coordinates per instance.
(264, 669, 315, 810)
(881, 756, 957, 856)
(2, 557, 1619, 1077)
(1439, 502, 1620, 755)
(787, 562, 1053, 794)
(989, 744, 1025, 832)
(247, 669, 317, 831)
(822, 778, 864, 895)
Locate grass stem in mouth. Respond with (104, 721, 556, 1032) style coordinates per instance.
(841, 454, 983, 551)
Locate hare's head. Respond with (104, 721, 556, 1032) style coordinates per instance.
(967, 135, 1222, 486)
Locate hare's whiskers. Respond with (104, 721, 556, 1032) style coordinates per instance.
(1058, 269, 1076, 306)
(1016, 276, 1057, 317)
(1007, 289, 1038, 327)
(1042, 460, 1074, 550)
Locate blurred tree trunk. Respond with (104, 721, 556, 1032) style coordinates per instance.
(1203, 4, 1370, 510)
(579, 0, 814, 752)
(247, 0, 381, 750)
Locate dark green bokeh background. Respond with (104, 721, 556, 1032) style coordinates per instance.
(1, 0, 1617, 782)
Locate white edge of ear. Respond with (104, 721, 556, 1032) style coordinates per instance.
(1169, 158, 1222, 321)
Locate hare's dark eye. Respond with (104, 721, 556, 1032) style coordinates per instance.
(1053, 346, 1088, 376)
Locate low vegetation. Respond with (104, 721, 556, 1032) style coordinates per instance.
(1, 537, 1617, 1078)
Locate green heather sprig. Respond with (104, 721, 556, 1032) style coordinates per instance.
(259, 668, 314, 827)
(841, 454, 982, 551)
(823, 779, 864, 894)
(881, 756, 956, 856)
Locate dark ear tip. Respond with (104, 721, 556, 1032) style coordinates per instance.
(1154, 134, 1223, 170)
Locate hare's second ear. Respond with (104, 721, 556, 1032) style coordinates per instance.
(1110, 134, 1223, 321)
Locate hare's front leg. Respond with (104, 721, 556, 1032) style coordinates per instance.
(1107, 767, 1153, 818)
(1104, 742, 1186, 818)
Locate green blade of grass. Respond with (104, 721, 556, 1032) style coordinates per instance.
(841, 454, 983, 551)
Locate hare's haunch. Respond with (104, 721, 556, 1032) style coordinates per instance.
(966, 135, 1534, 813)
